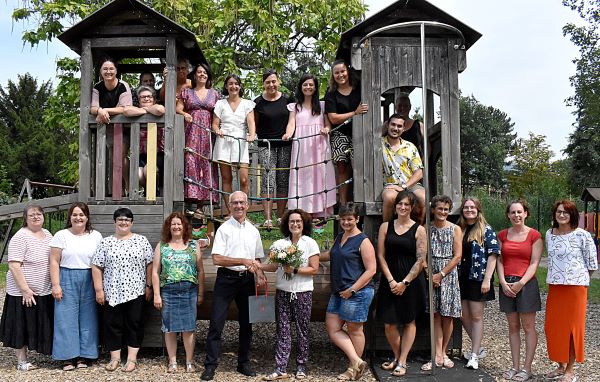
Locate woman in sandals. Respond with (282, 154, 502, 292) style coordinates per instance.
(260, 209, 320, 380)
(420, 195, 462, 371)
(323, 203, 376, 381)
(152, 212, 206, 373)
(376, 190, 427, 377)
(92, 208, 153, 372)
(543, 200, 597, 382)
(49, 202, 103, 370)
(0, 204, 54, 371)
(497, 199, 542, 382)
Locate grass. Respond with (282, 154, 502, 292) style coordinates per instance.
(0, 263, 6, 286)
(533, 267, 600, 304)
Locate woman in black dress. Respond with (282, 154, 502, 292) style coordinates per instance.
(376, 190, 427, 376)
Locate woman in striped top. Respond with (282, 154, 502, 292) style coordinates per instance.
(0, 204, 54, 371)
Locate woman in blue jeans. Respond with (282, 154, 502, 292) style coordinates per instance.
(49, 202, 103, 370)
(323, 203, 376, 381)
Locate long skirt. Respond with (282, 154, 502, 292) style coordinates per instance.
(0, 293, 54, 354)
(545, 284, 587, 363)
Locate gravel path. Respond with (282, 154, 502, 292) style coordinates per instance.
(0, 288, 597, 381)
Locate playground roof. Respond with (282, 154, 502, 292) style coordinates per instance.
(581, 188, 600, 202)
(336, 0, 481, 62)
(58, 0, 208, 66)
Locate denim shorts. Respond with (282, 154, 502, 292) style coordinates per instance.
(326, 287, 374, 323)
(161, 281, 198, 333)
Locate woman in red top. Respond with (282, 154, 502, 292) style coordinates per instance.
(497, 199, 542, 382)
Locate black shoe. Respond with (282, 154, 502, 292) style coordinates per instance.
(201, 366, 216, 381)
(236, 363, 256, 377)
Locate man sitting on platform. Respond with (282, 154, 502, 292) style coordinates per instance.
(381, 113, 426, 222)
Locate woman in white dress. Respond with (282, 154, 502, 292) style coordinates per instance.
(212, 74, 256, 214)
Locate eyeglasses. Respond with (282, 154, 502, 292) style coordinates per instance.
(139, 95, 154, 99)
(556, 210, 569, 216)
(463, 206, 477, 210)
(27, 213, 43, 218)
(116, 217, 133, 223)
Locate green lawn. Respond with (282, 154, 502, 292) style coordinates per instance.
(0, 263, 6, 286)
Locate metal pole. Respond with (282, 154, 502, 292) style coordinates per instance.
(420, 22, 436, 376)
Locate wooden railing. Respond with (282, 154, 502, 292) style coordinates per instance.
(82, 114, 185, 210)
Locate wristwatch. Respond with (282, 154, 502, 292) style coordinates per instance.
(293, 268, 299, 274)
(402, 280, 410, 286)
(350, 289, 356, 296)
(401, 182, 407, 189)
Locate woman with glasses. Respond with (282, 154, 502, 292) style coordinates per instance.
(176, 63, 220, 213)
(457, 197, 499, 371)
(0, 204, 54, 371)
(92, 208, 153, 372)
(496, 199, 542, 382)
(543, 200, 597, 382)
(49, 202, 103, 370)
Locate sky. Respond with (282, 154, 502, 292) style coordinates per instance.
(0, 0, 583, 158)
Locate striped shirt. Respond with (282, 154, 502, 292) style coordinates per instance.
(6, 227, 53, 296)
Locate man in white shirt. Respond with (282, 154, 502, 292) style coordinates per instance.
(201, 191, 266, 381)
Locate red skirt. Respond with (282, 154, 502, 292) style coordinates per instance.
(544, 284, 587, 363)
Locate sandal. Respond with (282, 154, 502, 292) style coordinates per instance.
(558, 374, 577, 382)
(503, 368, 518, 380)
(295, 370, 306, 379)
(545, 366, 566, 379)
(76, 359, 88, 369)
(16, 362, 37, 371)
(337, 367, 356, 381)
(167, 362, 177, 373)
(62, 361, 76, 371)
(353, 360, 367, 380)
(262, 370, 289, 380)
(381, 359, 398, 371)
(186, 361, 195, 373)
(122, 359, 137, 372)
(105, 358, 120, 372)
(513, 370, 532, 382)
(391, 363, 407, 377)
(442, 355, 454, 368)
(421, 360, 442, 371)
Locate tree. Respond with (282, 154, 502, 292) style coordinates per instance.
(459, 94, 516, 193)
(0, 73, 71, 194)
(562, 0, 600, 188)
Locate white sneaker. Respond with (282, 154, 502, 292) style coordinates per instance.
(463, 347, 486, 360)
(465, 354, 479, 370)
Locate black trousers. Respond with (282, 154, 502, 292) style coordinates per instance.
(103, 295, 145, 351)
(204, 269, 254, 367)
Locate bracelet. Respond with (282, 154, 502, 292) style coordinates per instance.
(440, 270, 446, 278)
(145, 284, 152, 288)
(388, 279, 394, 284)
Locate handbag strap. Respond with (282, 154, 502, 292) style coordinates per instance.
(255, 283, 269, 298)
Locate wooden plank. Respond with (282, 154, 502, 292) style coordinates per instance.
(88, 114, 164, 125)
(354, 45, 369, 203)
(90, 37, 166, 49)
(78, 39, 93, 202)
(95, 124, 107, 201)
(0, 193, 79, 222)
(92, 25, 165, 36)
(173, 115, 185, 202)
(447, 39, 462, 205)
(162, 35, 177, 219)
(93, 223, 163, 232)
(129, 122, 140, 201)
(363, 45, 379, 204)
(146, 122, 158, 201)
(88, 204, 164, 215)
(91, 213, 165, 225)
(112, 123, 123, 200)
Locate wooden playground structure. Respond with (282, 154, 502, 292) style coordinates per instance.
(0, 0, 484, 354)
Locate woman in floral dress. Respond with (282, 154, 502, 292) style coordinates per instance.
(177, 63, 220, 211)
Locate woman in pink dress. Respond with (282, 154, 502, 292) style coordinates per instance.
(285, 74, 336, 222)
(176, 63, 220, 211)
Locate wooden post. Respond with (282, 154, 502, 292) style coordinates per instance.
(95, 124, 107, 201)
(173, 116, 185, 202)
(163, 35, 177, 218)
(78, 39, 93, 202)
(112, 123, 123, 200)
(129, 122, 141, 201)
(146, 122, 158, 201)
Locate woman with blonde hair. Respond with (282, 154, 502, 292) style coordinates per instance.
(457, 197, 499, 370)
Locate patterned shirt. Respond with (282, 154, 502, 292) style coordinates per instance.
(92, 234, 153, 306)
(545, 228, 598, 286)
(463, 225, 500, 281)
(159, 240, 198, 287)
(382, 136, 423, 186)
(6, 228, 53, 296)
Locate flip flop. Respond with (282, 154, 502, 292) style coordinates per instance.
(381, 359, 398, 370)
(545, 367, 566, 379)
(421, 360, 442, 371)
(503, 368, 518, 380)
(391, 363, 407, 377)
(513, 370, 532, 382)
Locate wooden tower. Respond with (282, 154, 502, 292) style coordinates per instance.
(335, 0, 481, 352)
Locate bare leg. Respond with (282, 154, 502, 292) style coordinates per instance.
(467, 301, 484, 355)
(110, 349, 122, 362)
(335, 161, 352, 205)
(238, 164, 249, 195)
(460, 300, 473, 342)
(164, 332, 178, 365)
(261, 198, 273, 222)
(276, 193, 287, 220)
(346, 322, 366, 359)
(384, 323, 401, 361)
(326, 313, 362, 365)
(382, 188, 399, 222)
(182, 331, 195, 364)
(16, 346, 27, 364)
(506, 312, 521, 371)
(520, 312, 537, 373)
(433, 314, 444, 363)
(399, 321, 416, 365)
(220, 163, 233, 214)
(124, 346, 140, 371)
(440, 315, 454, 356)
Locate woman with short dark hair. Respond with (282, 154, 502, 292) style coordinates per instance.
(0, 204, 54, 371)
(152, 212, 205, 373)
(92, 208, 153, 372)
(543, 200, 597, 382)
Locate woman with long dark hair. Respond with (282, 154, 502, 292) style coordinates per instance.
(286, 73, 336, 224)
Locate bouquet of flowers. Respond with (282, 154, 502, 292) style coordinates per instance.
(268, 240, 304, 280)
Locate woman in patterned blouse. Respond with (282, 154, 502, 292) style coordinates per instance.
(457, 197, 500, 371)
(543, 200, 598, 382)
(152, 212, 206, 373)
(92, 208, 153, 372)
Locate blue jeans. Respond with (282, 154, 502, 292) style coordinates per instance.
(326, 287, 374, 323)
(52, 268, 99, 360)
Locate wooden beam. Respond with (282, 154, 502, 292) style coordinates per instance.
(163, 35, 177, 218)
(146, 122, 158, 201)
(92, 25, 168, 36)
(79, 39, 93, 202)
(173, 115, 185, 202)
(112, 123, 123, 200)
(129, 122, 141, 201)
(90, 37, 166, 49)
(0, 193, 79, 222)
(95, 124, 107, 201)
(88, 114, 164, 125)
(118, 63, 165, 75)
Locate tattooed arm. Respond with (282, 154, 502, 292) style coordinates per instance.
(404, 225, 427, 283)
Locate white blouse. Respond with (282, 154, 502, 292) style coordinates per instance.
(545, 228, 598, 286)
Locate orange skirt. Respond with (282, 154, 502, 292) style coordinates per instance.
(544, 284, 587, 363)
